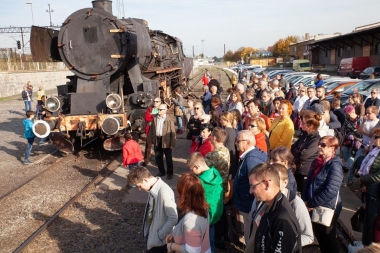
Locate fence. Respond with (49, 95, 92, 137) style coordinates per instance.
(0, 47, 68, 72)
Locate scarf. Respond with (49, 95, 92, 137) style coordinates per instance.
(358, 147, 380, 176)
(312, 155, 325, 181)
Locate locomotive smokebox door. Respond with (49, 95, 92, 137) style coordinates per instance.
(58, 7, 126, 81)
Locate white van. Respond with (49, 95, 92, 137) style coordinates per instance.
(293, 60, 311, 72)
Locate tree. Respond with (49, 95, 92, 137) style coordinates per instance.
(223, 50, 234, 61)
(199, 53, 204, 59)
(272, 35, 299, 59)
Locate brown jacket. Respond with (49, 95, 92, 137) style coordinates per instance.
(148, 115, 176, 149)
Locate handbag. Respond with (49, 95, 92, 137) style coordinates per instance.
(174, 106, 183, 116)
(311, 191, 339, 227)
(351, 206, 365, 232)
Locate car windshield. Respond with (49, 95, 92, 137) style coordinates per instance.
(343, 80, 375, 95)
(300, 62, 310, 67)
(326, 82, 341, 92)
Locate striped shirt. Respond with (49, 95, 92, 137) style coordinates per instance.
(156, 114, 166, 137)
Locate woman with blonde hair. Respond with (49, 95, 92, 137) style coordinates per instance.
(268, 100, 295, 150)
(220, 111, 237, 178)
(249, 117, 268, 153)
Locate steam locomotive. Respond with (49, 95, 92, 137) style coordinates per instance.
(30, 0, 193, 152)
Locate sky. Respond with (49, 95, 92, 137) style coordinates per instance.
(1, 0, 380, 57)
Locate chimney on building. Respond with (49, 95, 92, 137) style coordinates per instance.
(305, 33, 310, 40)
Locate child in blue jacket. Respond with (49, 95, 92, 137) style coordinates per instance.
(23, 110, 36, 164)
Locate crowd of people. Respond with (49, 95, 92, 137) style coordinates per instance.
(122, 70, 380, 253)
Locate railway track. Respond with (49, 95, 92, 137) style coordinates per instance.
(0, 143, 120, 252)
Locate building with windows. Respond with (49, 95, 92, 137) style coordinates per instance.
(309, 22, 380, 71)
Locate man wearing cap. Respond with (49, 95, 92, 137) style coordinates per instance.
(148, 104, 176, 179)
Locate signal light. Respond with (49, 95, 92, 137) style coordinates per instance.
(16, 40, 21, 49)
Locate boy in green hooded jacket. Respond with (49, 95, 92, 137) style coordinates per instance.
(187, 152, 223, 253)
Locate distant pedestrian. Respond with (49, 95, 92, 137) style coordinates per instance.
(23, 110, 36, 165)
(36, 95, 49, 146)
(142, 97, 161, 166)
(127, 166, 178, 253)
(37, 86, 45, 105)
(172, 87, 184, 134)
(148, 104, 176, 179)
(314, 73, 323, 88)
(201, 86, 212, 114)
(202, 73, 210, 87)
(122, 130, 143, 169)
(21, 86, 32, 112)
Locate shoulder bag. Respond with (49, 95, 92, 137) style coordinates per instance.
(174, 106, 183, 116)
(311, 191, 339, 227)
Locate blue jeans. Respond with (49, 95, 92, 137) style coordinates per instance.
(176, 116, 183, 130)
(209, 224, 215, 253)
(24, 100, 32, 112)
(128, 162, 139, 169)
(25, 138, 34, 162)
(341, 145, 354, 182)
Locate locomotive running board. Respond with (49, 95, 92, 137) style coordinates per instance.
(51, 132, 74, 153)
(103, 136, 125, 151)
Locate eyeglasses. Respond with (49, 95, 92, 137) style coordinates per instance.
(194, 108, 200, 110)
(318, 142, 328, 148)
(374, 135, 380, 139)
(154, 100, 160, 103)
(300, 90, 306, 93)
(249, 179, 271, 189)
(371, 92, 377, 94)
(158, 109, 166, 111)
(235, 139, 248, 144)
(249, 125, 258, 128)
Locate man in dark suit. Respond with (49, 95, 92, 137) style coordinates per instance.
(148, 104, 176, 179)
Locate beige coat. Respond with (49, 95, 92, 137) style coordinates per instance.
(148, 115, 176, 149)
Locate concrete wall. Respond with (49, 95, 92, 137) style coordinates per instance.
(0, 71, 72, 98)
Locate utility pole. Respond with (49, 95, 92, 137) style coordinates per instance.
(26, 2, 34, 25)
(192, 46, 194, 58)
(201, 39, 205, 58)
(46, 4, 54, 27)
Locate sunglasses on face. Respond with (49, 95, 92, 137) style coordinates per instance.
(249, 125, 258, 128)
(374, 135, 380, 139)
(154, 101, 160, 103)
(194, 108, 200, 110)
(318, 142, 328, 148)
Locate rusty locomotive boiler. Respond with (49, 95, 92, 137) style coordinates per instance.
(30, 0, 193, 152)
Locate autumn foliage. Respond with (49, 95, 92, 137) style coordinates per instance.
(272, 35, 300, 59)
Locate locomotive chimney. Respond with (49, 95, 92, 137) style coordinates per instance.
(92, 0, 113, 15)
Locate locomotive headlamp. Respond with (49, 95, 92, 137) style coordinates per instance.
(46, 97, 61, 112)
(106, 94, 122, 113)
(101, 117, 120, 135)
(32, 120, 51, 138)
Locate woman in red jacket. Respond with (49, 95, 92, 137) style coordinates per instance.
(190, 124, 214, 157)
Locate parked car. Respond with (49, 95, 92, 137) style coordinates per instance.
(337, 56, 371, 78)
(325, 79, 360, 95)
(326, 79, 380, 106)
(359, 66, 380, 79)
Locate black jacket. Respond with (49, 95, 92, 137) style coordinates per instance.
(291, 130, 320, 176)
(254, 192, 301, 253)
(332, 108, 345, 130)
(327, 111, 341, 130)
